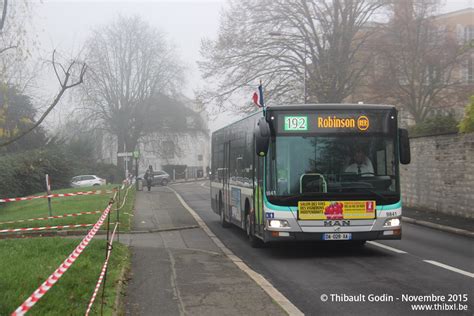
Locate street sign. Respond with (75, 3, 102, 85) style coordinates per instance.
(117, 152, 133, 157)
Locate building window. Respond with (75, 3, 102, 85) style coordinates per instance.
(198, 154, 203, 161)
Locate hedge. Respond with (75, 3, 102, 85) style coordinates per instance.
(0, 147, 121, 200)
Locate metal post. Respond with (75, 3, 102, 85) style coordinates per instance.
(45, 174, 52, 217)
(117, 187, 120, 242)
(135, 157, 139, 191)
(125, 158, 129, 180)
(106, 206, 110, 257)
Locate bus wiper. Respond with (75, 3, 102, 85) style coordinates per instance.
(342, 187, 389, 202)
(279, 192, 319, 201)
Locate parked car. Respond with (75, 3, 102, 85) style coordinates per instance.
(138, 170, 170, 186)
(71, 175, 106, 188)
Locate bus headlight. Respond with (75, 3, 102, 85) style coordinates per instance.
(384, 218, 401, 227)
(269, 220, 289, 228)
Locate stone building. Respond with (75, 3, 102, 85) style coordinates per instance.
(97, 97, 210, 179)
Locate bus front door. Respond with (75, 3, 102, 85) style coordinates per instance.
(223, 141, 231, 221)
(254, 155, 264, 238)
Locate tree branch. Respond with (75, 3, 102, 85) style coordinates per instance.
(0, 54, 87, 148)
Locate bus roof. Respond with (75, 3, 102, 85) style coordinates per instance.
(268, 103, 396, 111)
(211, 103, 396, 135)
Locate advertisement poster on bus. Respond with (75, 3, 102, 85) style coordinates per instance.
(298, 201, 376, 220)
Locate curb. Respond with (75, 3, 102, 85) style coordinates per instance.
(167, 186, 303, 316)
(113, 258, 131, 316)
(402, 217, 474, 238)
(130, 225, 199, 234)
(170, 179, 208, 184)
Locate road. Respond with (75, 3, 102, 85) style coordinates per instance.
(171, 181, 473, 316)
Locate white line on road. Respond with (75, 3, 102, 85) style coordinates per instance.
(167, 186, 303, 316)
(423, 260, 474, 278)
(367, 241, 408, 254)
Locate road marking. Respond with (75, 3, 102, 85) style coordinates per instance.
(199, 181, 210, 189)
(167, 186, 303, 316)
(367, 241, 407, 254)
(423, 260, 474, 278)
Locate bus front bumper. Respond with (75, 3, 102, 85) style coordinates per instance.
(263, 229, 401, 242)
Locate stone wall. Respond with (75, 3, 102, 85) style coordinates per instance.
(400, 133, 474, 218)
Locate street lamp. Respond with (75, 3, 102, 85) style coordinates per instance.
(269, 31, 308, 103)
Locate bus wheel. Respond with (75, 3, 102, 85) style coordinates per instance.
(219, 196, 230, 228)
(246, 213, 263, 248)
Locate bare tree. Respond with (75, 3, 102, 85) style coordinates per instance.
(368, 0, 470, 123)
(0, 0, 34, 83)
(0, 51, 86, 147)
(0, 0, 87, 148)
(80, 16, 184, 171)
(199, 0, 385, 111)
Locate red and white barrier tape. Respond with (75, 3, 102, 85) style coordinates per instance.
(0, 210, 102, 225)
(11, 203, 113, 316)
(0, 223, 95, 234)
(116, 184, 134, 211)
(85, 222, 119, 315)
(0, 190, 115, 203)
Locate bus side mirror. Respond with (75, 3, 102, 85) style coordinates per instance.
(399, 128, 410, 164)
(255, 117, 270, 157)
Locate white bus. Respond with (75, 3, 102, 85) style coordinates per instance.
(210, 104, 410, 247)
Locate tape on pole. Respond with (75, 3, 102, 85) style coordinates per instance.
(11, 203, 113, 316)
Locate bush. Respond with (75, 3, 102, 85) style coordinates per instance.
(0, 146, 122, 199)
(408, 114, 459, 137)
(0, 148, 73, 199)
(459, 96, 474, 133)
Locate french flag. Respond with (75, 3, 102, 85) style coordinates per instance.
(252, 83, 264, 108)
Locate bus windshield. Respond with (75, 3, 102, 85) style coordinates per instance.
(266, 134, 399, 205)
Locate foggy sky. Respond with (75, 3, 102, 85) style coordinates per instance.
(27, 0, 473, 132)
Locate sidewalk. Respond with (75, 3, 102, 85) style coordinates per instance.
(122, 187, 285, 316)
(402, 207, 474, 237)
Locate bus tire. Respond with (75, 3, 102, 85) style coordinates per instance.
(219, 193, 230, 228)
(246, 213, 263, 248)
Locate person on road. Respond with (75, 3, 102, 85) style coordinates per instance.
(144, 165, 154, 191)
(345, 146, 374, 176)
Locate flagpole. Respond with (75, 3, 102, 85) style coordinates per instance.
(260, 80, 266, 117)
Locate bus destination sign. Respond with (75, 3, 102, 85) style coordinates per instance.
(277, 110, 394, 134)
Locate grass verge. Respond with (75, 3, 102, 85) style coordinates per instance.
(0, 237, 130, 315)
(0, 185, 135, 232)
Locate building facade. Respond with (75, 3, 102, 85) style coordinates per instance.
(97, 98, 210, 180)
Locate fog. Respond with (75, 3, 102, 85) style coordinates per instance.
(22, 0, 472, 133)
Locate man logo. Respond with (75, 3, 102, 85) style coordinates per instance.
(357, 116, 369, 131)
(324, 220, 351, 227)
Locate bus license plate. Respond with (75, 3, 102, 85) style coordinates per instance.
(323, 233, 352, 240)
